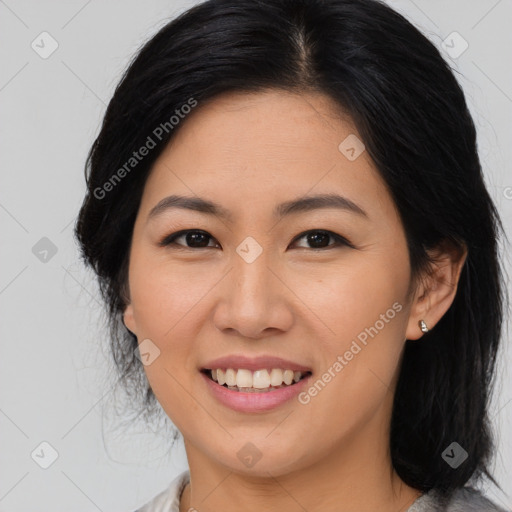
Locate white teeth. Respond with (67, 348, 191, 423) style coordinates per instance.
(208, 367, 308, 389)
(236, 369, 253, 388)
(225, 368, 237, 387)
(270, 368, 283, 387)
(283, 369, 294, 385)
(252, 369, 270, 389)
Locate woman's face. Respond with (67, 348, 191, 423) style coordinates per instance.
(123, 89, 422, 477)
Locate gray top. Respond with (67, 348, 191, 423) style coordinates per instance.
(134, 470, 508, 512)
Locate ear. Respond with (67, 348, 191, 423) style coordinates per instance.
(405, 239, 467, 340)
(123, 303, 138, 336)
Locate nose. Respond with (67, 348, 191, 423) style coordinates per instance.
(213, 249, 294, 339)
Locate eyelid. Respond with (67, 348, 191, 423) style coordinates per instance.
(158, 229, 219, 248)
(159, 228, 355, 250)
(290, 229, 354, 249)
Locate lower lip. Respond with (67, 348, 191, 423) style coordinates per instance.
(201, 371, 312, 413)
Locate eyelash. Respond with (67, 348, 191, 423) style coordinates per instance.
(158, 229, 354, 251)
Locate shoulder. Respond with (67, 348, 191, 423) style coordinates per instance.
(445, 487, 509, 512)
(132, 470, 190, 512)
(410, 486, 509, 512)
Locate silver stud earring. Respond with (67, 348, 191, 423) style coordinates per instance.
(419, 319, 429, 333)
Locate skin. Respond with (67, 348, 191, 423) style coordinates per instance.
(123, 89, 467, 512)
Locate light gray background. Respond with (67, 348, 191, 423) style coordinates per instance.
(0, 0, 511, 510)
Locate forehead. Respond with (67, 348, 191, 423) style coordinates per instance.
(167, 89, 356, 159)
(139, 89, 394, 223)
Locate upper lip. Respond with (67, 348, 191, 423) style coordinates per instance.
(201, 355, 312, 373)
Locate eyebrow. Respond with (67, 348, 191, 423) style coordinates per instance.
(147, 193, 368, 222)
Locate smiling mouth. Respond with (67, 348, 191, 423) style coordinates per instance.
(201, 368, 313, 393)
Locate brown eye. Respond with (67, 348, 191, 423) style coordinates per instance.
(291, 230, 353, 250)
(159, 229, 353, 250)
(159, 230, 219, 249)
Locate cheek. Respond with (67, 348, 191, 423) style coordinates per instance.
(294, 251, 409, 342)
(128, 250, 214, 337)
(127, 251, 215, 415)
(294, 252, 409, 419)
